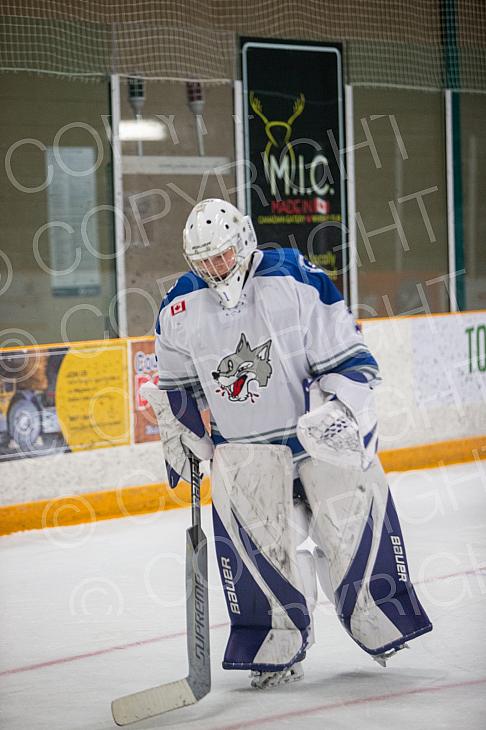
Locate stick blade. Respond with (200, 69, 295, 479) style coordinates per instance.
(111, 678, 197, 726)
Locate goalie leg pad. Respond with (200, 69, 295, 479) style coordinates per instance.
(212, 444, 311, 671)
(300, 456, 432, 655)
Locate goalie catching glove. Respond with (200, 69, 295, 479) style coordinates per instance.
(296, 372, 378, 470)
(140, 381, 214, 487)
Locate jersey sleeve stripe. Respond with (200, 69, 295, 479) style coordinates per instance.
(329, 351, 380, 377)
(309, 343, 371, 375)
(157, 375, 201, 389)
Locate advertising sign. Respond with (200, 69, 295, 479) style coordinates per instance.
(241, 39, 346, 295)
(412, 313, 486, 408)
(130, 338, 160, 444)
(0, 341, 129, 460)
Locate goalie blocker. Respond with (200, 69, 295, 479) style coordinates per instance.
(212, 443, 432, 671)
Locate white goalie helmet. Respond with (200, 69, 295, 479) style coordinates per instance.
(182, 198, 257, 308)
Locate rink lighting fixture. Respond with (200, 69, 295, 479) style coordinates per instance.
(119, 119, 166, 141)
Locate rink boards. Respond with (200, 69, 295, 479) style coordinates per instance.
(0, 310, 485, 534)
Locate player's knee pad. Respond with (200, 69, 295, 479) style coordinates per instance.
(313, 546, 334, 604)
(291, 498, 311, 546)
(299, 456, 432, 656)
(211, 443, 311, 671)
(296, 548, 317, 647)
(291, 501, 317, 646)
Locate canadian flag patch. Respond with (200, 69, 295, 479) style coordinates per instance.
(170, 300, 186, 316)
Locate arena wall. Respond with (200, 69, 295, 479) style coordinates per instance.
(1, 311, 485, 534)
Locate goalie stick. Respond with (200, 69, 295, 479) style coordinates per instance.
(111, 454, 211, 725)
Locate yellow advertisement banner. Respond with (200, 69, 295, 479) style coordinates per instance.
(56, 343, 130, 451)
(129, 338, 159, 444)
(0, 340, 130, 460)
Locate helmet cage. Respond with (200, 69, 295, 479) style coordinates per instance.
(189, 243, 239, 285)
(182, 200, 257, 307)
(184, 233, 242, 280)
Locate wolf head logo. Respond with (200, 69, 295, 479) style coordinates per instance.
(213, 333, 272, 403)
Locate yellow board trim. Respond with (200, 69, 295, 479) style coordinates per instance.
(1, 435, 485, 537)
(0, 478, 211, 537)
(379, 434, 486, 472)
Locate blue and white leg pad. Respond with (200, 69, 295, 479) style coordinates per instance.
(300, 456, 432, 655)
(212, 444, 311, 672)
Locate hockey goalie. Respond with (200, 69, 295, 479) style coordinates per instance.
(151, 198, 433, 690)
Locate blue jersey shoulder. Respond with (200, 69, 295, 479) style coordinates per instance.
(155, 272, 207, 334)
(255, 247, 342, 305)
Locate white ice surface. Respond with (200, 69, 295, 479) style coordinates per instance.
(1, 461, 485, 730)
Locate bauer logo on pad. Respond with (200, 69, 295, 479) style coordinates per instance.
(170, 300, 186, 316)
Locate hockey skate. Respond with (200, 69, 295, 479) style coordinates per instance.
(373, 643, 409, 667)
(250, 662, 304, 689)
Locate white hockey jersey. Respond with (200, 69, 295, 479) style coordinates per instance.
(155, 248, 379, 464)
